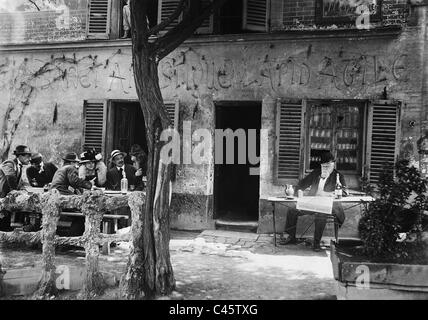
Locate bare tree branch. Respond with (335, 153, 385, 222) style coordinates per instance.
(28, 0, 41, 11)
(147, 0, 188, 36)
(152, 0, 228, 61)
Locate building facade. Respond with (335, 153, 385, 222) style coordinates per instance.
(0, 0, 427, 236)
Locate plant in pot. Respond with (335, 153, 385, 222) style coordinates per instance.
(330, 159, 428, 299)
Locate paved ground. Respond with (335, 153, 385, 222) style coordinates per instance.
(0, 230, 337, 300)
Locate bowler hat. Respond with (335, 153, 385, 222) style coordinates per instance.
(320, 151, 335, 164)
(13, 145, 31, 156)
(30, 153, 43, 164)
(62, 152, 79, 163)
(110, 149, 127, 161)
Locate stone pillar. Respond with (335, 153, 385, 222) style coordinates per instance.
(120, 191, 146, 299)
(35, 189, 61, 298)
(80, 190, 106, 298)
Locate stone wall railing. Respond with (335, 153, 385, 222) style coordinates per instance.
(0, 189, 145, 298)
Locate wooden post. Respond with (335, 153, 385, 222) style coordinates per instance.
(80, 190, 106, 298)
(120, 191, 146, 299)
(35, 189, 61, 298)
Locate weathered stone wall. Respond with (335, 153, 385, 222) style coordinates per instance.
(0, 14, 425, 231)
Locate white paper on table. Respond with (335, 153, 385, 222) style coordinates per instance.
(296, 196, 334, 214)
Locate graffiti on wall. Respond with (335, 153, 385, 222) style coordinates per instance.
(0, 43, 411, 159)
(158, 45, 409, 95)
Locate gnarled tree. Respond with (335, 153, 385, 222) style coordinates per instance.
(121, 0, 228, 299)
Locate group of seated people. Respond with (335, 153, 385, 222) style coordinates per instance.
(0, 144, 148, 198)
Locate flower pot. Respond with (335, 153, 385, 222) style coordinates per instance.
(330, 241, 428, 300)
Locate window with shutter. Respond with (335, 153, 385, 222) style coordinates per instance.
(195, 0, 214, 34)
(242, 0, 269, 32)
(83, 100, 106, 154)
(165, 100, 180, 129)
(366, 101, 401, 184)
(276, 99, 306, 184)
(157, 0, 183, 33)
(87, 0, 111, 39)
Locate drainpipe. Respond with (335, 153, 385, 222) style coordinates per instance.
(415, 1, 428, 133)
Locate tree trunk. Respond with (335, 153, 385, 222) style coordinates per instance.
(121, 42, 174, 299)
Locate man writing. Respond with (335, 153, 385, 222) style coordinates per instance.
(280, 151, 348, 251)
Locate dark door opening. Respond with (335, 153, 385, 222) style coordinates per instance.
(214, 102, 261, 223)
(109, 101, 147, 165)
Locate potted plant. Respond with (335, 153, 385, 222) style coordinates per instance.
(330, 159, 428, 299)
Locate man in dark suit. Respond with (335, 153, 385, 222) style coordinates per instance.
(0, 145, 32, 198)
(280, 151, 348, 251)
(106, 149, 136, 191)
(26, 153, 58, 188)
(0, 145, 32, 231)
(50, 152, 93, 195)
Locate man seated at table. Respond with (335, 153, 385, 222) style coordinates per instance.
(106, 149, 136, 191)
(280, 151, 348, 251)
(50, 152, 94, 195)
(26, 153, 58, 188)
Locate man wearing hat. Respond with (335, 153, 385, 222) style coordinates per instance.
(106, 149, 136, 191)
(50, 152, 93, 195)
(26, 153, 58, 188)
(0, 145, 32, 198)
(280, 151, 348, 251)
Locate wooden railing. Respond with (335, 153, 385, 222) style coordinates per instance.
(0, 189, 145, 298)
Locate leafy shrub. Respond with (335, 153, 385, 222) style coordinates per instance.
(358, 159, 427, 260)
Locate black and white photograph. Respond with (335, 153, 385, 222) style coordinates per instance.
(0, 0, 427, 307)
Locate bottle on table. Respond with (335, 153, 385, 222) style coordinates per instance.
(121, 171, 128, 194)
(335, 173, 342, 199)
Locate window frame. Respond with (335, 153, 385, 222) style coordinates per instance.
(274, 98, 401, 189)
(314, 0, 383, 25)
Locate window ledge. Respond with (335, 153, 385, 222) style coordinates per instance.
(0, 26, 403, 52)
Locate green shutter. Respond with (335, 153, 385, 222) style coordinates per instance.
(242, 0, 269, 32)
(366, 100, 401, 184)
(83, 100, 106, 154)
(87, 0, 111, 39)
(276, 99, 306, 184)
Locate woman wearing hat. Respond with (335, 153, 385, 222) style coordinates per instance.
(50, 152, 94, 195)
(129, 144, 147, 191)
(78, 149, 107, 187)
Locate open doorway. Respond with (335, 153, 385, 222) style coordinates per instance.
(214, 101, 261, 225)
(106, 101, 147, 165)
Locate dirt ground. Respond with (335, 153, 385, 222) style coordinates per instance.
(0, 230, 337, 300)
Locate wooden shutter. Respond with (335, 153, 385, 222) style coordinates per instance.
(83, 100, 106, 154)
(366, 101, 401, 184)
(157, 0, 182, 33)
(276, 99, 306, 184)
(195, 0, 214, 34)
(87, 0, 111, 39)
(165, 100, 179, 129)
(242, 0, 269, 32)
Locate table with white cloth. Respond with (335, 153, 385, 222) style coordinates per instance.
(266, 195, 375, 247)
